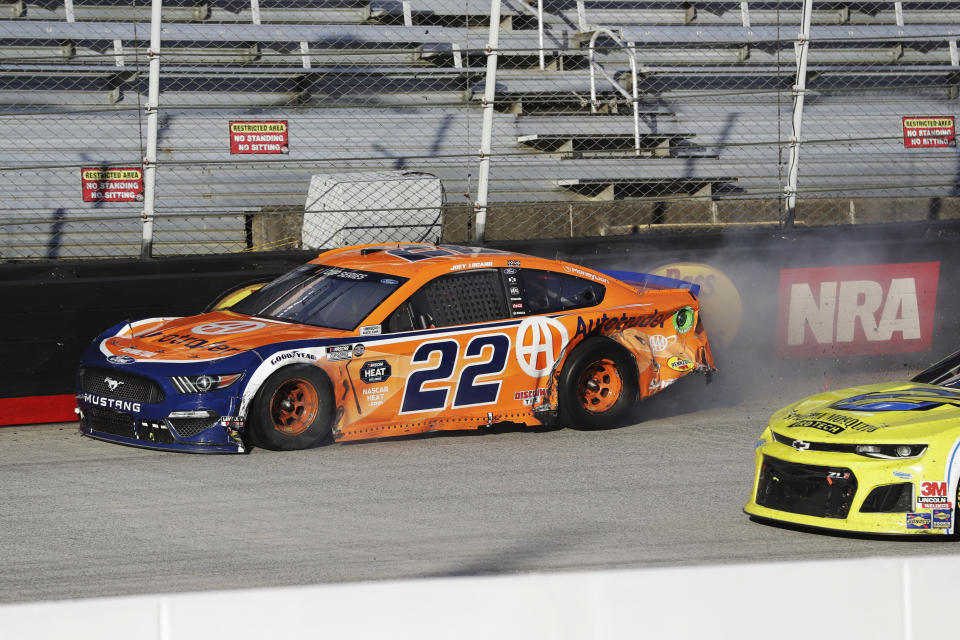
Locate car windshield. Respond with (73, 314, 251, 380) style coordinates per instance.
(912, 350, 960, 388)
(231, 264, 406, 330)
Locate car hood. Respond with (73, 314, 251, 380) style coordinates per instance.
(770, 381, 960, 442)
(100, 311, 352, 363)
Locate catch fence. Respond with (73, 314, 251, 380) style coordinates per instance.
(0, 1, 958, 259)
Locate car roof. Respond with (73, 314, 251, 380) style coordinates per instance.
(310, 242, 603, 282)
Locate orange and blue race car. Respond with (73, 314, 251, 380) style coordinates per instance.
(76, 243, 715, 453)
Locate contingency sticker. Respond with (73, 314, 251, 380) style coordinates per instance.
(906, 513, 932, 529)
(917, 481, 951, 510)
(932, 509, 952, 529)
(360, 360, 390, 384)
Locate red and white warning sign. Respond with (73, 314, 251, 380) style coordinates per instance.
(229, 121, 289, 154)
(902, 116, 955, 148)
(81, 167, 144, 203)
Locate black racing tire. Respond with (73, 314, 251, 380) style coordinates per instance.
(557, 337, 640, 430)
(249, 365, 334, 450)
(952, 483, 960, 541)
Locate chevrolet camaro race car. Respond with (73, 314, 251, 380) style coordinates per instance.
(745, 351, 960, 536)
(76, 243, 715, 453)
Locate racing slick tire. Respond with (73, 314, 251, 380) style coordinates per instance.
(557, 337, 639, 430)
(249, 365, 334, 450)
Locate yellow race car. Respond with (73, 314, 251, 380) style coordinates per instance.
(745, 351, 960, 536)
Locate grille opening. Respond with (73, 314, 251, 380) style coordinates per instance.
(79, 367, 165, 403)
(860, 483, 914, 513)
(137, 420, 176, 445)
(169, 416, 220, 438)
(87, 407, 135, 438)
(756, 456, 857, 519)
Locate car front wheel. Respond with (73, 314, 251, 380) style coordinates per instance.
(249, 365, 334, 450)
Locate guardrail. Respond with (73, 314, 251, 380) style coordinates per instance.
(1, 555, 956, 638)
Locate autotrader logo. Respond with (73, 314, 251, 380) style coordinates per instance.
(515, 316, 568, 377)
(191, 320, 266, 335)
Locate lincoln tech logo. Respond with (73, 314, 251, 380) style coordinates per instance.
(776, 262, 939, 358)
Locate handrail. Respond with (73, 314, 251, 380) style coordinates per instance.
(586, 28, 643, 156)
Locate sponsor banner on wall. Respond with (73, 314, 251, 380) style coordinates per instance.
(776, 262, 940, 358)
(229, 121, 289, 154)
(653, 262, 743, 348)
(902, 116, 955, 148)
(80, 167, 144, 202)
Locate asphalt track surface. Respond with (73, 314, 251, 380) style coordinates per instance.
(2, 371, 958, 604)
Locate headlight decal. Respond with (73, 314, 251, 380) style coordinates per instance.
(770, 431, 926, 458)
(673, 306, 695, 334)
(170, 373, 243, 394)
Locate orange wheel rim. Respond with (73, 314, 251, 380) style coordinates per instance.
(270, 378, 319, 436)
(577, 359, 623, 413)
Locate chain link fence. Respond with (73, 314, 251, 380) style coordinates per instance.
(0, 1, 958, 259)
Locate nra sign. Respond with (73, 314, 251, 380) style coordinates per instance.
(776, 262, 939, 358)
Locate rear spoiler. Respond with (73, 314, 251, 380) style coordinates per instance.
(598, 269, 701, 297)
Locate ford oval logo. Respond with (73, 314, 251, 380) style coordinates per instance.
(107, 355, 136, 365)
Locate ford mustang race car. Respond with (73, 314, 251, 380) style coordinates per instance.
(745, 351, 960, 536)
(76, 243, 715, 453)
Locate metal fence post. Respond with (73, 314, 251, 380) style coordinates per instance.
(473, 0, 502, 245)
(140, 0, 162, 258)
(783, 0, 813, 229)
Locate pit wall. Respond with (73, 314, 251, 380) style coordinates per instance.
(0, 251, 311, 422)
(0, 555, 954, 639)
(3, 221, 960, 422)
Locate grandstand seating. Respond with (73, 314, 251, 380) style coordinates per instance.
(1, 2, 958, 256)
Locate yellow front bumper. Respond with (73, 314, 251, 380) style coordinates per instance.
(744, 435, 953, 536)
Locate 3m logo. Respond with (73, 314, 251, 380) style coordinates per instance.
(776, 262, 939, 358)
(921, 482, 947, 497)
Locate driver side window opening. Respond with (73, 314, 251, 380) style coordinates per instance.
(520, 270, 605, 315)
(384, 269, 509, 332)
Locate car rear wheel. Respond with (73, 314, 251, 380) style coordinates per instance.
(558, 337, 639, 429)
(249, 365, 333, 450)
(953, 483, 960, 540)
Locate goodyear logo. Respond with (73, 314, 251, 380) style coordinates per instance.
(831, 387, 960, 412)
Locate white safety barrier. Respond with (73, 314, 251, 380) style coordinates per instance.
(2, 554, 956, 639)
